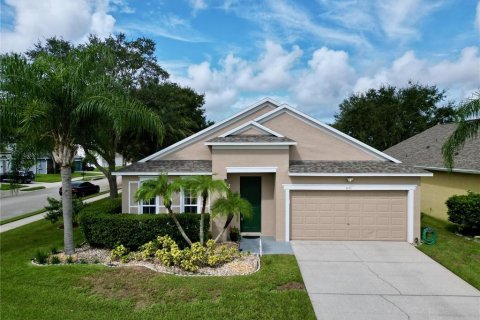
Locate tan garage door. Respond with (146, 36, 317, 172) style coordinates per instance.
(291, 190, 407, 241)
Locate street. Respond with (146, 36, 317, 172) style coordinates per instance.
(0, 177, 114, 220)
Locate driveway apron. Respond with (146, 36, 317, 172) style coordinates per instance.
(292, 241, 480, 320)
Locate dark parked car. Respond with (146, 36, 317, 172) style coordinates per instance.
(59, 181, 100, 197)
(0, 171, 34, 184)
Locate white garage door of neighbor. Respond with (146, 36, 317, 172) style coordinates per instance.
(291, 190, 407, 241)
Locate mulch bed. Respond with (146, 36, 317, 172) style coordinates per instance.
(34, 244, 261, 276)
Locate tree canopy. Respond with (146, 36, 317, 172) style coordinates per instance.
(333, 82, 456, 150)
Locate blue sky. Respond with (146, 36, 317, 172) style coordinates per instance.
(1, 0, 479, 122)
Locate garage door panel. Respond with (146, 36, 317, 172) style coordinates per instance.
(291, 191, 407, 241)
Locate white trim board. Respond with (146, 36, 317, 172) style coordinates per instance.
(254, 104, 401, 164)
(113, 171, 212, 176)
(289, 172, 433, 177)
(226, 166, 277, 173)
(139, 98, 281, 162)
(414, 166, 480, 175)
(210, 145, 290, 150)
(283, 183, 416, 244)
(219, 121, 284, 137)
(205, 142, 296, 146)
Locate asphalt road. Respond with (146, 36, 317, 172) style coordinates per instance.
(0, 177, 113, 220)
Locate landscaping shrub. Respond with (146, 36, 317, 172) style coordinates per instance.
(79, 197, 122, 216)
(79, 211, 209, 250)
(115, 235, 239, 272)
(446, 191, 480, 235)
(44, 197, 85, 224)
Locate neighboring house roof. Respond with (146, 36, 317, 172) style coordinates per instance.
(205, 135, 296, 143)
(140, 98, 400, 163)
(384, 123, 480, 173)
(114, 160, 212, 176)
(289, 160, 432, 176)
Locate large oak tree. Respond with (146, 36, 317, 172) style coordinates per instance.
(333, 82, 456, 150)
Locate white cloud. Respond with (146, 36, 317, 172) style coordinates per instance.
(172, 40, 303, 118)
(354, 47, 480, 99)
(376, 0, 442, 40)
(1, 0, 115, 53)
(291, 47, 356, 116)
(225, 0, 369, 47)
(172, 42, 480, 121)
(476, 1, 480, 32)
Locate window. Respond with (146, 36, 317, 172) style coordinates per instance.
(142, 197, 156, 214)
(183, 189, 198, 213)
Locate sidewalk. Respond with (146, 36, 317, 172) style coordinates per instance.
(0, 192, 111, 233)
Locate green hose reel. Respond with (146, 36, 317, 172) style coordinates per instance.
(422, 227, 437, 245)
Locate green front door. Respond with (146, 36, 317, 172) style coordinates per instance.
(240, 176, 261, 232)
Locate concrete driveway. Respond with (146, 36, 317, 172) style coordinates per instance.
(292, 241, 480, 320)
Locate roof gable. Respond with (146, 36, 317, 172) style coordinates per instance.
(219, 121, 284, 137)
(140, 98, 280, 162)
(255, 104, 400, 163)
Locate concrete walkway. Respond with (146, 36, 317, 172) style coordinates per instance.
(240, 236, 293, 255)
(0, 192, 111, 233)
(292, 241, 480, 320)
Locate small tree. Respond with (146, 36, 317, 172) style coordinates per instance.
(211, 190, 252, 243)
(182, 175, 228, 245)
(134, 174, 192, 245)
(44, 197, 84, 225)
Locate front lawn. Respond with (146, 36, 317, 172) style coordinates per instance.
(0, 221, 315, 320)
(0, 183, 27, 190)
(35, 172, 103, 183)
(418, 214, 480, 289)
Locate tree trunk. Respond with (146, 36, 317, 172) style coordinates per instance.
(60, 165, 74, 255)
(214, 214, 234, 243)
(106, 165, 118, 198)
(199, 193, 208, 245)
(167, 206, 192, 246)
(83, 148, 118, 198)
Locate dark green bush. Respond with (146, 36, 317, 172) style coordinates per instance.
(33, 251, 49, 264)
(79, 212, 209, 250)
(446, 191, 480, 235)
(79, 197, 122, 216)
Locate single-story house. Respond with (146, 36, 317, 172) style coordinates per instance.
(114, 98, 432, 243)
(384, 123, 480, 220)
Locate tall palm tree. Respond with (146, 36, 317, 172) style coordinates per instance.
(135, 175, 193, 245)
(182, 175, 228, 244)
(211, 190, 252, 243)
(0, 47, 161, 255)
(442, 92, 480, 169)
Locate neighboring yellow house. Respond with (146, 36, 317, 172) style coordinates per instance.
(385, 123, 480, 220)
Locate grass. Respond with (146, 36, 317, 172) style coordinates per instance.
(0, 221, 315, 320)
(35, 172, 103, 183)
(1, 183, 27, 190)
(418, 214, 480, 289)
(20, 186, 46, 192)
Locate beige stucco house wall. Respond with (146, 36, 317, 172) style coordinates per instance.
(116, 98, 430, 244)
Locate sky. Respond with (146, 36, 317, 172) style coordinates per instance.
(1, 0, 479, 122)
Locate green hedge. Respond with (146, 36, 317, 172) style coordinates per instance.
(446, 191, 480, 235)
(80, 197, 122, 216)
(79, 211, 209, 250)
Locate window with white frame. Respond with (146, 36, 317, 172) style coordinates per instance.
(141, 197, 156, 214)
(183, 189, 198, 213)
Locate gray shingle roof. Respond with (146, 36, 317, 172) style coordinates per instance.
(384, 123, 480, 172)
(289, 160, 429, 174)
(206, 135, 295, 143)
(116, 160, 212, 173)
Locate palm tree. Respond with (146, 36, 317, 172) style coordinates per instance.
(0, 46, 161, 255)
(135, 175, 193, 245)
(211, 190, 253, 243)
(442, 92, 480, 169)
(182, 175, 228, 244)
